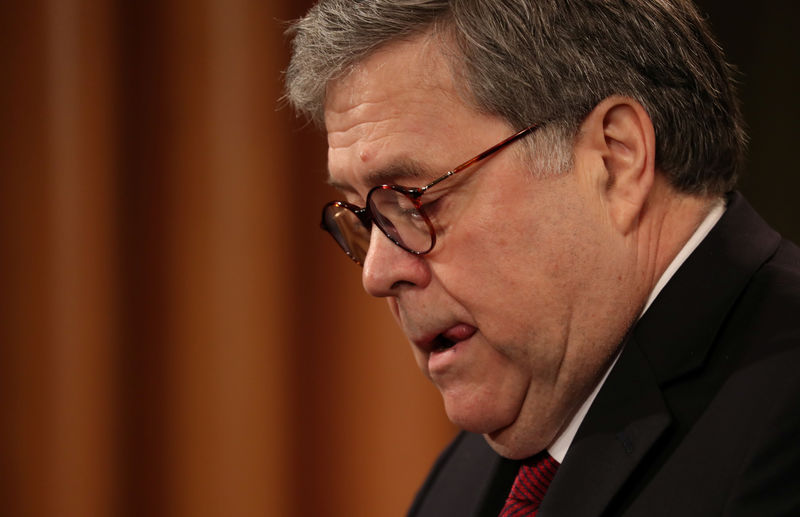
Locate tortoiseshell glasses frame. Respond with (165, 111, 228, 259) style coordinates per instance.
(320, 124, 541, 266)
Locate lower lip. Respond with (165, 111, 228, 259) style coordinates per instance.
(428, 338, 470, 375)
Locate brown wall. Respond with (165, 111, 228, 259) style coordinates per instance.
(0, 2, 796, 517)
(0, 2, 454, 516)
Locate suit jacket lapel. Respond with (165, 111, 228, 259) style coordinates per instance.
(540, 193, 781, 517)
(633, 192, 780, 385)
(539, 339, 671, 517)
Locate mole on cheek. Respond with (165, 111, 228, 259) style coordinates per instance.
(359, 148, 370, 163)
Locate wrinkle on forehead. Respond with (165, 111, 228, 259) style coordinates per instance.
(327, 114, 404, 151)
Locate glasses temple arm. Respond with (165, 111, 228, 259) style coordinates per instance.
(418, 124, 540, 193)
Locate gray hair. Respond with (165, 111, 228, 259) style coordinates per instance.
(285, 0, 746, 195)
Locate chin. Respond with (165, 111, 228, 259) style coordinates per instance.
(443, 397, 516, 436)
(446, 409, 507, 435)
(440, 379, 530, 433)
(483, 420, 557, 460)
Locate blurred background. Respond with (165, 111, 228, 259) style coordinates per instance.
(0, 1, 796, 516)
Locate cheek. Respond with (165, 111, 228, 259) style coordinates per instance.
(437, 197, 589, 351)
(386, 297, 401, 321)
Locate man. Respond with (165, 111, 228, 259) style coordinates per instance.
(285, 1, 800, 515)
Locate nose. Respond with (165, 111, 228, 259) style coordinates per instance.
(362, 225, 431, 297)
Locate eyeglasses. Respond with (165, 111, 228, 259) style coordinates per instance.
(320, 124, 540, 265)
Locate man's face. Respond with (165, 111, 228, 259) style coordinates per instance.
(324, 35, 638, 458)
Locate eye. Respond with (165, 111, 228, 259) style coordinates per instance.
(399, 197, 440, 215)
(390, 195, 437, 230)
(400, 196, 445, 234)
(416, 195, 444, 218)
(386, 194, 417, 216)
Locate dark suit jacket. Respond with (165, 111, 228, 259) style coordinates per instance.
(409, 193, 800, 516)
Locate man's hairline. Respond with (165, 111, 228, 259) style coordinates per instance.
(321, 26, 577, 193)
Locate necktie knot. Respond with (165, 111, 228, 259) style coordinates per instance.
(499, 451, 559, 516)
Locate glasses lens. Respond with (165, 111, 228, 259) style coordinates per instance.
(368, 187, 434, 254)
(322, 203, 371, 264)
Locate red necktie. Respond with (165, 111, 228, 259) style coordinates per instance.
(499, 451, 560, 516)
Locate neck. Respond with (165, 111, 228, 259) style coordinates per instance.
(633, 175, 720, 305)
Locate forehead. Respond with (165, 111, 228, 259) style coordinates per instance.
(323, 34, 509, 195)
(325, 34, 458, 145)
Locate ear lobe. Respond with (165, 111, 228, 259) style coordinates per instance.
(584, 97, 656, 234)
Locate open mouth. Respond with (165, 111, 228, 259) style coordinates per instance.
(431, 334, 457, 352)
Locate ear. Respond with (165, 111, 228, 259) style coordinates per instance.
(578, 96, 656, 234)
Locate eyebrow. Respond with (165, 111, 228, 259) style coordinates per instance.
(327, 158, 433, 193)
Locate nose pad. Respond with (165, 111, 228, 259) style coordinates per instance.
(361, 225, 430, 297)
